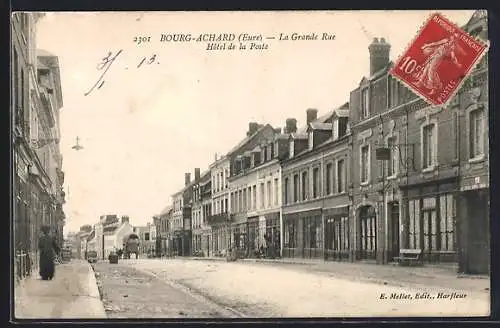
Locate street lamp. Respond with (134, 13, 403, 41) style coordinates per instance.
(71, 136, 84, 151)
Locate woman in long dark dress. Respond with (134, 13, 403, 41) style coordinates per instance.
(38, 225, 59, 280)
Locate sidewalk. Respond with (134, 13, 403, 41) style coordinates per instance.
(14, 259, 107, 319)
(185, 256, 490, 293)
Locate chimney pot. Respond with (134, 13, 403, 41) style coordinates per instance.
(306, 108, 318, 125)
(285, 118, 297, 134)
(248, 122, 260, 136)
(368, 36, 391, 76)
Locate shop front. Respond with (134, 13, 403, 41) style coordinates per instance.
(283, 209, 323, 259)
(401, 178, 459, 265)
(264, 212, 280, 259)
(324, 205, 350, 261)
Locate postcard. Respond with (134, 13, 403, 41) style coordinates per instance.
(11, 10, 490, 320)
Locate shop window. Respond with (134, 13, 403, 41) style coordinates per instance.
(303, 216, 322, 249)
(284, 219, 297, 248)
(360, 206, 376, 253)
(326, 216, 349, 251)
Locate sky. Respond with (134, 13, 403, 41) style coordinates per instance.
(34, 10, 475, 234)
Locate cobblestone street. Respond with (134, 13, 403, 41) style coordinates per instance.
(92, 263, 242, 318)
(115, 258, 490, 318)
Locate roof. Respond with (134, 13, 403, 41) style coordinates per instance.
(159, 205, 173, 216)
(274, 133, 289, 141)
(290, 133, 308, 140)
(103, 226, 118, 234)
(226, 124, 273, 156)
(309, 122, 333, 131)
(332, 108, 349, 119)
(87, 230, 95, 241)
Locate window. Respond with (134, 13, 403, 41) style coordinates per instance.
(422, 123, 436, 169)
(360, 145, 370, 183)
(409, 195, 455, 252)
(387, 76, 399, 108)
(239, 190, 243, 212)
(301, 171, 308, 201)
(439, 194, 455, 251)
(267, 181, 272, 207)
(230, 192, 235, 212)
(247, 188, 251, 211)
(242, 188, 247, 211)
(293, 174, 299, 203)
(308, 132, 314, 150)
(260, 183, 265, 208)
(274, 178, 279, 206)
(453, 112, 459, 160)
(469, 109, 484, 159)
(284, 178, 289, 205)
(289, 141, 295, 158)
(360, 206, 376, 255)
(312, 167, 320, 198)
(422, 197, 437, 251)
(361, 88, 369, 119)
(225, 169, 229, 188)
(144, 232, 150, 241)
(284, 218, 298, 248)
(387, 137, 397, 177)
(325, 216, 349, 251)
(326, 163, 333, 195)
(303, 216, 322, 249)
(337, 159, 345, 193)
(224, 198, 228, 213)
(252, 185, 257, 209)
(274, 141, 279, 158)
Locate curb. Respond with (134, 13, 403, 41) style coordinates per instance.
(86, 262, 107, 317)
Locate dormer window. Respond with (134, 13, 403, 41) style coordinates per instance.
(333, 119, 339, 140)
(339, 117, 348, 137)
(267, 143, 273, 160)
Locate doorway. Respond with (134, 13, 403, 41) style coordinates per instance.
(389, 201, 400, 260)
(466, 190, 489, 274)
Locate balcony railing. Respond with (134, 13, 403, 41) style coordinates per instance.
(207, 212, 230, 224)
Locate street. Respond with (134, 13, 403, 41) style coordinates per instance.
(92, 258, 490, 318)
(92, 263, 241, 318)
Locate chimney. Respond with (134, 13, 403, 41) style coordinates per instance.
(185, 173, 191, 186)
(368, 37, 391, 76)
(194, 168, 201, 181)
(285, 118, 297, 134)
(274, 127, 282, 134)
(247, 122, 260, 136)
(121, 216, 129, 224)
(306, 109, 318, 125)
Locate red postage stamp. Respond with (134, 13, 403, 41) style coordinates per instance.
(390, 12, 488, 106)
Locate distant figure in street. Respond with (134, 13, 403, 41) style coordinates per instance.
(38, 225, 59, 280)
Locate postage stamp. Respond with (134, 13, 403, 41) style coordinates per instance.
(390, 12, 489, 106)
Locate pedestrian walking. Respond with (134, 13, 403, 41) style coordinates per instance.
(38, 225, 60, 280)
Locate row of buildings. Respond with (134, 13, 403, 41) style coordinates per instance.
(72, 215, 157, 260)
(154, 11, 489, 274)
(12, 13, 66, 281)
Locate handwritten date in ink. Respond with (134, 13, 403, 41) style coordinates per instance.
(134, 36, 151, 45)
(84, 50, 159, 96)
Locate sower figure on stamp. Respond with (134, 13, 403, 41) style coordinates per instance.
(38, 225, 60, 280)
(413, 34, 465, 95)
